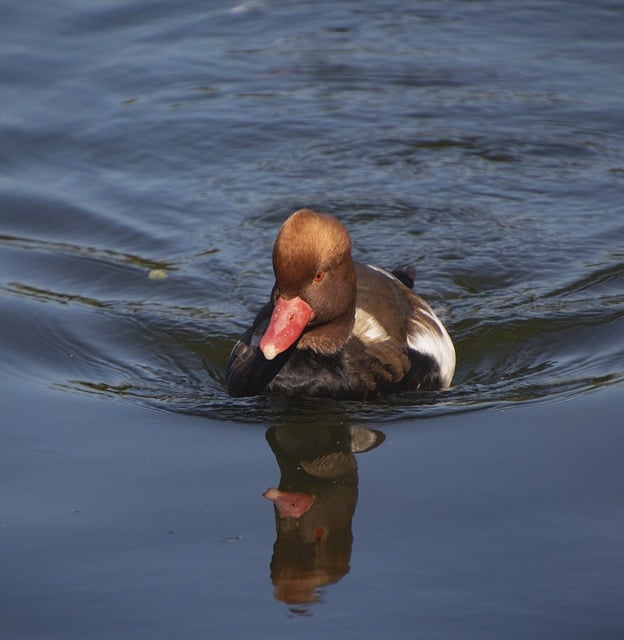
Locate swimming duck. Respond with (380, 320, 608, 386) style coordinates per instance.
(226, 208, 455, 399)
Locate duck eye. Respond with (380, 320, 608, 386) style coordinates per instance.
(313, 271, 324, 282)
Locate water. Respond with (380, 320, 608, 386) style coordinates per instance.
(1, 1, 623, 637)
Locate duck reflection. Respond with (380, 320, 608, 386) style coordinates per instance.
(263, 423, 384, 611)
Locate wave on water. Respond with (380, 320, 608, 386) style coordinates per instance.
(2, 0, 623, 428)
(2, 223, 622, 427)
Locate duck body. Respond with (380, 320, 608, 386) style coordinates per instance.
(226, 209, 455, 400)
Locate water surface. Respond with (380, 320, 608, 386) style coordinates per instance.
(1, 1, 623, 637)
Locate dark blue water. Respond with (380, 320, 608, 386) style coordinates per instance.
(1, 1, 623, 638)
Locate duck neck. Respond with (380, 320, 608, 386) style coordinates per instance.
(296, 303, 356, 355)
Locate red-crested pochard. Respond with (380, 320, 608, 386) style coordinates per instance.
(226, 209, 455, 399)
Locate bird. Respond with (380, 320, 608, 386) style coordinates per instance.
(226, 208, 455, 400)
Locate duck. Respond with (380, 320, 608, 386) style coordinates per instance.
(226, 208, 455, 400)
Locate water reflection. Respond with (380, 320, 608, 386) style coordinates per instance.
(263, 423, 384, 613)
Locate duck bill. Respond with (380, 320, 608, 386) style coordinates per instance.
(263, 487, 315, 519)
(259, 296, 312, 360)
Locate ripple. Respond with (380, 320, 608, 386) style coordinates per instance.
(3, 207, 622, 427)
(2, 0, 623, 428)
(42, 296, 624, 426)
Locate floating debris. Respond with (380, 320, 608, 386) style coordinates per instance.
(148, 268, 168, 280)
(221, 535, 242, 543)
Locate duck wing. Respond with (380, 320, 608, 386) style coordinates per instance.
(351, 263, 455, 392)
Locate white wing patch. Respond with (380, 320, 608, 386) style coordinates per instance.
(354, 307, 390, 344)
(366, 263, 400, 282)
(407, 310, 456, 389)
(356, 262, 457, 388)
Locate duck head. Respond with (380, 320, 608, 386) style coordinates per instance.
(260, 209, 357, 360)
